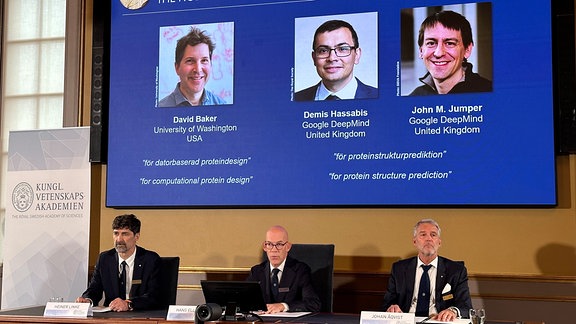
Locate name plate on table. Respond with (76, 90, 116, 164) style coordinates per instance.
(360, 311, 415, 324)
(43, 302, 90, 318)
(166, 305, 197, 321)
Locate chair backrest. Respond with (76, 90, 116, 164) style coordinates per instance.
(263, 244, 335, 312)
(157, 256, 180, 308)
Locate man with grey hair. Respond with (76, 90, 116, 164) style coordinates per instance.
(381, 219, 472, 321)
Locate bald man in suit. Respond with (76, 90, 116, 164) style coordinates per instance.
(247, 226, 321, 313)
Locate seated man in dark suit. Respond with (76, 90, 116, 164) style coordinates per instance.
(382, 219, 472, 321)
(294, 19, 378, 101)
(76, 214, 162, 312)
(247, 225, 321, 313)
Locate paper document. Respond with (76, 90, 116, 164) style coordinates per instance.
(416, 317, 470, 324)
(259, 311, 311, 318)
(91, 306, 112, 313)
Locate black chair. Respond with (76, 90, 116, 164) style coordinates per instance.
(157, 256, 180, 308)
(263, 244, 335, 312)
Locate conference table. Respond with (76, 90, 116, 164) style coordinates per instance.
(0, 306, 536, 324)
(0, 306, 358, 324)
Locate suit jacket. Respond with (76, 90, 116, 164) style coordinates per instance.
(81, 246, 162, 310)
(247, 256, 321, 312)
(381, 256, 472, 317)
(294, 78, 378, 101)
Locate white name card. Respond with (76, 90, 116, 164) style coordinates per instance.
(360, 311, 415, 324)
(166, 305, 197, 321)
(43, 302, 90, 318)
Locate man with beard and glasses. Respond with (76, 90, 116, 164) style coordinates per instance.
(381, 219, 472, 322)
(158, 27, 226, 107)
(76, 214, 162, 311)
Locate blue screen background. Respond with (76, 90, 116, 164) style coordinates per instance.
(106, 0, 556, 207)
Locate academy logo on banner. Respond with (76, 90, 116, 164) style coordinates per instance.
(12, 182, 34, 212)
(2, 127, 91, 310)
(11, 181, 85, 214)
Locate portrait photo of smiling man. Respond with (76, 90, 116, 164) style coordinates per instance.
(401, 4, 493, 96)
(157, 22, 234, 107)
(294, 13, 378, 101)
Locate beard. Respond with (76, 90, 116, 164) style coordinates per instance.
(115, 243, 127, 253)
(419, 243, 438, 256)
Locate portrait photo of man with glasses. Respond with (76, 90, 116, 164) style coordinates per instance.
(294, 13, 378, 101)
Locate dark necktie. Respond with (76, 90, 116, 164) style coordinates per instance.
(415, 264, 432, 317)
(271, 268, 280, 301)
(325, 94, 340, 100)
(119, 261, 127, 299)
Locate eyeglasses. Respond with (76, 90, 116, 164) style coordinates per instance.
(263, 241, 288, 250)
(314, 45, 357, 58)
